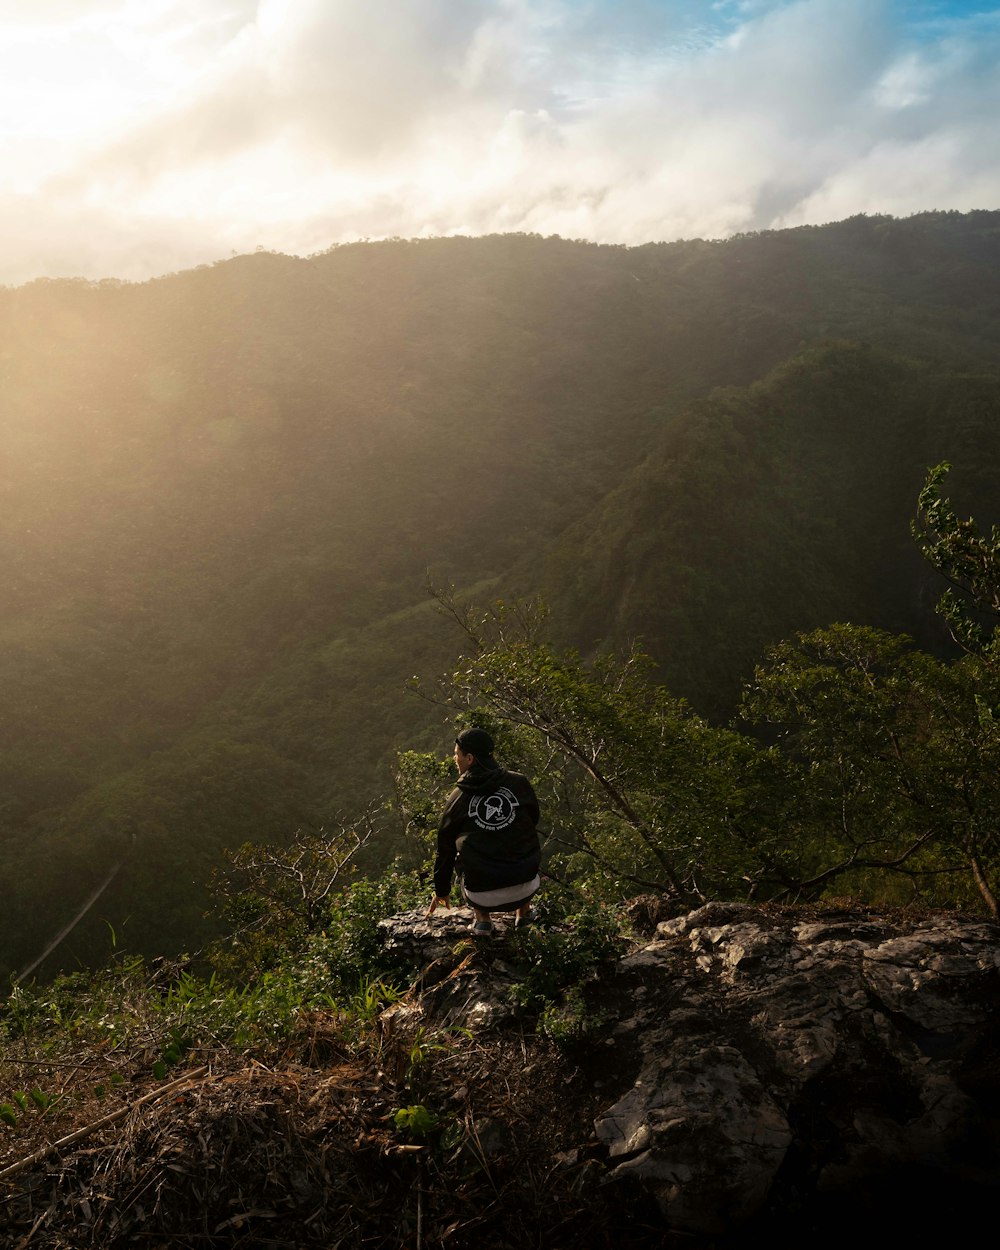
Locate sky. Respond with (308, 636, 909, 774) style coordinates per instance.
(0, 0, 998, 284)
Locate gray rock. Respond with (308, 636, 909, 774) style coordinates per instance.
(378, 907, 521, 1032)
(377, 905, 482, 964)
(377, 904, 1000, 1235)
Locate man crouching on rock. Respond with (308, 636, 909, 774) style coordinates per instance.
(426, 728, 541, 936)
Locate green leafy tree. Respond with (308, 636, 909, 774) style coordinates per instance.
(418, 591, 777, 905)
(914, 461, 1000, 661)
(208, 811, 378, 977)
(743, 624, 1000, 916)
(391, 749, 456, 868)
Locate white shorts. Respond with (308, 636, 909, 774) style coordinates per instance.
(462, 875, 540, 910)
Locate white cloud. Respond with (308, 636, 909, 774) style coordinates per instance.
(0, 0, 998, 283)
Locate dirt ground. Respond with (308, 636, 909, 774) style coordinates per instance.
(0, 1001, 682, 1249)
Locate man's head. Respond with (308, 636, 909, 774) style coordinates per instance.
(454, 727, 497, 773)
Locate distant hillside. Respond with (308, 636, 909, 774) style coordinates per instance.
(2, 211, 999, 976)
(522, 341, 1000, 713)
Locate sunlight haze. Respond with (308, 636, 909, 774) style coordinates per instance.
(0, 0, 998, 283)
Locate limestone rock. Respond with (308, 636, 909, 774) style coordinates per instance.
(378, 903, 1000, 1237)
(378, 906, 521, 1032)
(595, 905, 1000, 1233)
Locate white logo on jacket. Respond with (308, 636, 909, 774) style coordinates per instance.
(468, 786, 518, 830)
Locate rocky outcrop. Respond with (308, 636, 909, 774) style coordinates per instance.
(378, 906, 524, 1032)
(377, 902, 1000, 1239)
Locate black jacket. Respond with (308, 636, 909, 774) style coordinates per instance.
(433, 763, 541, 898)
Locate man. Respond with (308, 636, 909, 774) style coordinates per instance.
(426, 728, 541, 936)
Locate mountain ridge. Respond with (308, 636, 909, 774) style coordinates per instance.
(2, 210, 1000, 974)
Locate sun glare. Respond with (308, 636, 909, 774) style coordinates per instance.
(0, 3, 233, 171)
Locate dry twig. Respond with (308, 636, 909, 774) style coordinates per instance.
(0, 1066, 210, 1185)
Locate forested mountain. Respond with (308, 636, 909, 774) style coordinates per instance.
(524, 342, 1000, 713)
(2, 210, 999, 977)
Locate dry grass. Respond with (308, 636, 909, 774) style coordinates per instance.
(0, 996, 669, 1249)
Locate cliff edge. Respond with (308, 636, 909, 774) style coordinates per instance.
(3, 903, 998, 1246)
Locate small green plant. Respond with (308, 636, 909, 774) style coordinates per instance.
(348, 977, 402, 1023)
(0, 1085, 60, 1131)
(393, 1103, 440, 1137)
(538, 986, 608, 1049)
(508, 897, 628, 1015)
(92, 1075, 124, 1099)
(402, 1024, 471, 1088)
(29, 1087, 54, 1110)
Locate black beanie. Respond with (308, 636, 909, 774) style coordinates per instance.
(456, 727, 498, 766)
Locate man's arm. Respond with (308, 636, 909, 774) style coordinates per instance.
(427, 788, 462, 917)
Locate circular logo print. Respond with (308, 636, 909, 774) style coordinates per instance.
(469, 786, 519, 830)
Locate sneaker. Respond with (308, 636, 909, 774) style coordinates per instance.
(472, 919, 494, 937)
(515, 907, 535, 930)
